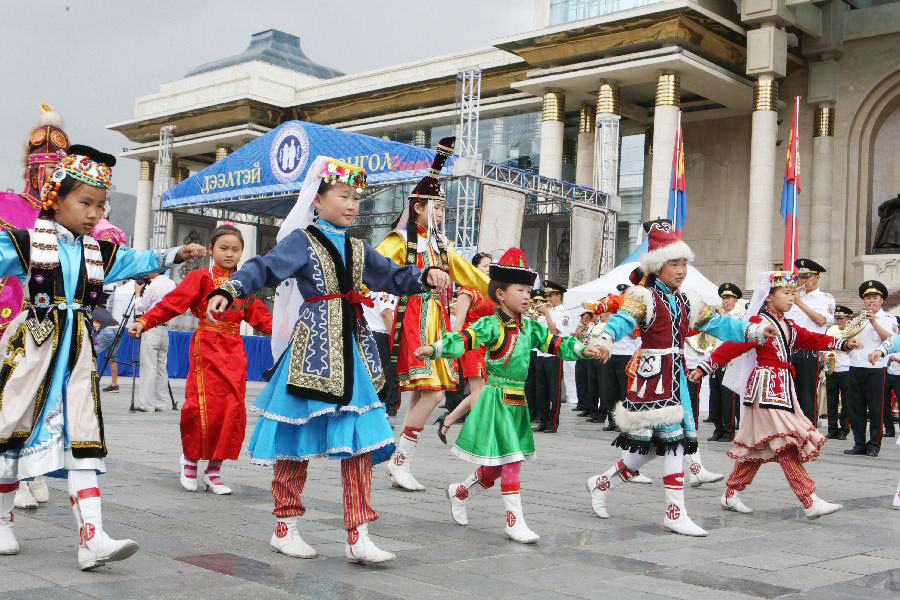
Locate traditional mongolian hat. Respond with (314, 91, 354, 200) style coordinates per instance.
(390, 137, 455, 232)
(23, 103, 69, 202)
(490, 248, 537, 287)
(40, 144, 115, 210)
(859, 280, 888, 299)
(718, 283, 742, 300)
(616, 283, 629, 293)
(639, 218, 694, 274)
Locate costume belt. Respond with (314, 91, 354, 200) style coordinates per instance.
(305, 291, 373, 319)
(198, 321, 240, 335)
(486, 375, 525, 391)
(756, 358, 796, 377)
(640, 347, 682, 356)
(486, 376, 526, 406)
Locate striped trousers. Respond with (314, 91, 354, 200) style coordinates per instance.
(726, 447, 815, 500)
(272, 453, 378, 530)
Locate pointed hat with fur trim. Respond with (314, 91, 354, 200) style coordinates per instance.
(639, 218, 694, 273)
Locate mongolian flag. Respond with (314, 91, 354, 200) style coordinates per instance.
(667, 112, 687, 234)
(780, 96, 802, 270)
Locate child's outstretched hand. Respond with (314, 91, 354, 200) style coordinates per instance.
(869, 349, 884, 365)
(843, 338, 861, 351)
(761, 324, 778, 339)
(426, 269, 451, 292)
(128, 321, 144, 338)
(414, 345, 435, 359)
(582, 345, 604, 360)
(207, 296, 229, 323)
(178, 243, 207, 262)
(687, 368, 704, 384)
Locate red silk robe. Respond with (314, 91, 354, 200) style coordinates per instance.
(138, 265, 272, 460)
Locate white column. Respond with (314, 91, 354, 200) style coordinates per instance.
(594, 82, 621, 274)
(133, 160, 153, 251)
(538, 90, 565, 179)
(575, 104, 595, 187)
(488, 119, 509, 163)
(744, 76, 779, 287)
(648, 73, 679, 219)
(810, 104, 834, 271)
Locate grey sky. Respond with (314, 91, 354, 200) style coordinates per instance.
(1, 0, 531, 196)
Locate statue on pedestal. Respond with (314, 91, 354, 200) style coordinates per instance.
(873, 194, 900, 251)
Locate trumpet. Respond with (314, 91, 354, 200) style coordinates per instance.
(839, 309, 869, 339)
(525, 299, 548, 319)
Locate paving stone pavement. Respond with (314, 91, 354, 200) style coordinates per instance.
(2, 379, 900, 599)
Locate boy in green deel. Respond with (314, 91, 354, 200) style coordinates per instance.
(416, 248, 602, 543)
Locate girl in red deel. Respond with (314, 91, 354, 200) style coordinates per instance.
(130, 225, 272, 494)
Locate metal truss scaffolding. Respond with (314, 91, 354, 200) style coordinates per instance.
(151, 125, 176, 250)
(453, 67, 481, 257)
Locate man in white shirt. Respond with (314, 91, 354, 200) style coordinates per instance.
(363, 292, 399, 416)
(708, 283, 744, 441)
(824, 306, 853, 440)
(133, 271, 176, 413)
(785, 259, 835, 423)
(603, 286, 640, 432)
(532, 281, 571, 433)
(845, 280, 897, 456)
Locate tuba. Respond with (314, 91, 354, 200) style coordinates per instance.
(839, 310, 869, 339)
(686, 332, 716, 353)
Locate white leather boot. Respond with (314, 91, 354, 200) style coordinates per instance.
(385, 433, 426, 491)
(801, 494, 842, 520)
(446, 482, 474, 526)
(720, 488, 753, 513)
(586, 460, 633, 519)
(345, 523, 396, 563)
(0, 489, 18, 555)
(502, 493, 539, 543)
(687, 453, 724, 488)
(73, 491, 139, 570)
(630, 473, 653, 484)
(661, 473, 707, 537)
(893, 478, 900, 510)
(270, 517, 317, 558)
(14, 481, 37, 509)
(28, 476, 50, 503)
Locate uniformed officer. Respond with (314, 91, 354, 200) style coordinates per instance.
(525, 289, 544, 422)
(532, 281, 571, 433)
(785, 258, 835, 423)
(574, 302, 597, 416)
(707, 282, 743, 442)
(601, 283, 637, 432)
(824, 305, 853, 439)
(845, 280, 896, 457)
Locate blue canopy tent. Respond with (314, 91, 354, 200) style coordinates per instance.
(162, 120, 454, 217)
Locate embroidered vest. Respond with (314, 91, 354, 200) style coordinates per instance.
(285, 226, 384, 405)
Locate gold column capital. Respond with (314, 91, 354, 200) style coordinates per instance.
(813, 105, 834, 137)
(753, 79, 779, 111)
(215, 145, 231, 161)
(542, 90, 565, 122)
(655, 73, 680, 107)
(596, 81, 621, 115)
(579, 105, 596, 134)
(139, 160, 154, 181)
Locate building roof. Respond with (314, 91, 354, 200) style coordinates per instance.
(185, 29, 344, 79)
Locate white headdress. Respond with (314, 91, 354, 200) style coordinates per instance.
(722, 271, 779, 409)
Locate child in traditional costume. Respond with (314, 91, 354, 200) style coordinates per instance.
(435, 252, 494, 443)
(206, 157, 448, 564)
(691, 271, 856, 518)
(586, 219, 772, 537)
(130, 224, 272, 495)
(417, 249, 602, 543)
(0, 145, 206, 568)
(0, 104, 70, 509)
(376, 137, 489, 491)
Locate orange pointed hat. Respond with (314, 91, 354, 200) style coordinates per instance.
(489, 248, 537, 286)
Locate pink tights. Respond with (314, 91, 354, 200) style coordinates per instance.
(476, 461, 522, 493)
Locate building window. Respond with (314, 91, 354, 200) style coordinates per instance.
(549, 0, 664, 25)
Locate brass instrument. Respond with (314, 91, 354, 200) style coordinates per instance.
(525, 298, 548, 319)
(588, 321, 606, 346)
(686, 332, 716, 353)
(839, 310, 869, 339)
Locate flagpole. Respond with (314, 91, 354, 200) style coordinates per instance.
(673, 110, 682, 231)
(791, 96, 799, 268)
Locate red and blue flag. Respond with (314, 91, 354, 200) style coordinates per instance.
(780, 97, 802, 270)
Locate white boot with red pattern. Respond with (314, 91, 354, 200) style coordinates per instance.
(270, 517, 317, 558)
(345, 524, 395, 563)
(502, 493, 539, 544)
(70, 488, 139, 571)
